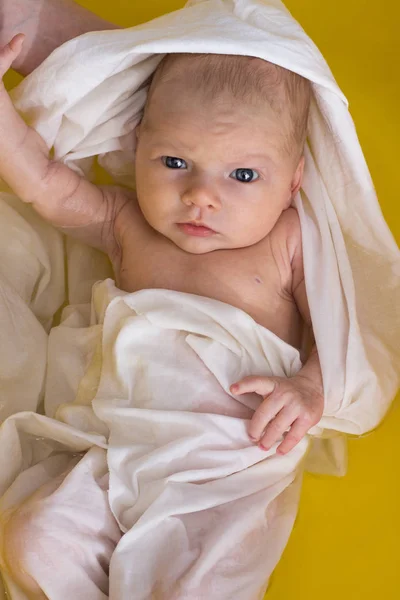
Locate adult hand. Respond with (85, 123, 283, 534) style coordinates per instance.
(0, 0, 119, 76)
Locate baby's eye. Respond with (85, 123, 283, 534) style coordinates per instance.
(162, 156, 187, 169)
(230, 168, 259, 183)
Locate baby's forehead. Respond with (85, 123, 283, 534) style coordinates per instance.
(144, 91, 283, 139)
(142, 100, 288, 166)
(145, 58, 291, 128)
(149, 52, 287, 110)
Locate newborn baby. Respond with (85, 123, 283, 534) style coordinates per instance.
(0, 34, 324, 450)
(0, 34, 324, 597)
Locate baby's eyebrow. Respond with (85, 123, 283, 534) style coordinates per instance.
(149, 137, 275, 166)
(152, 144, 273, 164)
(224, 153, 276, 170)
(239, 153, 275, 164)
(149, 138, 194, 153)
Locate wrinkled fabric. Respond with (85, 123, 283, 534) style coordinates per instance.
(0, 274, 391, 599)
(0, 447, 120, 600)
(1, 279, 311, 599)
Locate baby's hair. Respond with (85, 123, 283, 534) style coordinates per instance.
(146, 53, 312, 161)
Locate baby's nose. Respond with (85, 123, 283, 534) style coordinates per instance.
(181, 182, 221, 210)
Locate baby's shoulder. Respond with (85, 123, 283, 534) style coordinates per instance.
(261, 208, 302, 294)
(99, 185, 142, 257)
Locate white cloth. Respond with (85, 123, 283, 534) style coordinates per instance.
(1, 279, 310, 600)
(0, 446, 121, 600)
(0, 0, 399, 598)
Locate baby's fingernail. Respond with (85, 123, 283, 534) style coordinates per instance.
(230, 384, 238, 392)
(259, 443, 269, 451)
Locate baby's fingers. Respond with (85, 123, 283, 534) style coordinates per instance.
(258, 407, 297, 452)
(230, 376, 276, 398)
(247, 393, 286, 442)
(0, 34, 25, 79)
(276, 419, 308, 455)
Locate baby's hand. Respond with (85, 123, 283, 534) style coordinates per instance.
(0, 34, 24, 84)
(230, 373, 324, 455)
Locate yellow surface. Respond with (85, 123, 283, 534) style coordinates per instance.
(9, 0, 400, 597)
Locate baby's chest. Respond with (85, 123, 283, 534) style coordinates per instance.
(117, 231, 301, 345)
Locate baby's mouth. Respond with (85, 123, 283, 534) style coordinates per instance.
(177, 221, 217, 237)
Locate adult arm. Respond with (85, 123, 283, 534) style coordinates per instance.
(0, 0, 119, 76)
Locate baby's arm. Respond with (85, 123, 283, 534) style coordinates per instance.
(230, 209, 324, 455)
(0, 36, 129, 253)
(289, 220, 324, 418)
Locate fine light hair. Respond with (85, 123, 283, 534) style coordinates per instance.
(144, 53, 312, 161)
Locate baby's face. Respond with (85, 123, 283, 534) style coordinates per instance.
(134, 91, 303, 254)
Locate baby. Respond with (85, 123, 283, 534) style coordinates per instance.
(0, 34, 324, 596)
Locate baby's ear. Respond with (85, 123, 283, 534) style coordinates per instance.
(290, 155, 305, 198)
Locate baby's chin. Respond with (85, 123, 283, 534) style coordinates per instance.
(168, 230, 255, 255)
(171, 235, 226, 255)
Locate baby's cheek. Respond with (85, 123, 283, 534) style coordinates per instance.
(137, 189, 173, 234)
(234, 207, 274, 245)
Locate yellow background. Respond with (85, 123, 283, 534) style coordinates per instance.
(9, 0, 400, 597)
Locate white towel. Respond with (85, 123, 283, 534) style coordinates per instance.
(10, 0, 400, 435)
